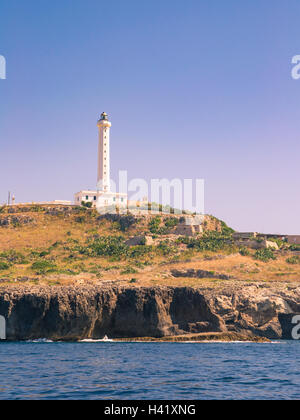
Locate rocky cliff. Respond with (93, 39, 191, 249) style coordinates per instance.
(0, 284, 299, 341)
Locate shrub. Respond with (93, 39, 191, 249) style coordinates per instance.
(75, 216, 86, 223)
(81, 236, 129, 258)
(184, 232, 234, 252)
(29, 205, 44, 213)
(81, 201, 93, 208)
(148, 217, 161, 233)
(220, 221, 235, 235)
(176, 236, 190, 245)
(290, 244, 300, 251)
(118, 215, 136, 232)
(164, 217, 179, 229)
(121, 266, 138, 275)
(31, 260, 58, 275)
(239, 247, 251, 257)
(268, 237, 285, 249)
(286, 256, 300, 265)
(49, 241, 61, 250)
(0, 250, 27, 264)
(156, 240, 176, 255)
(254, 249, 276, 262)
(39, 251, 50, 258)
(129, 245, 152, 258)
(0, 261, 9, 271)
(148, 217, 168, 235)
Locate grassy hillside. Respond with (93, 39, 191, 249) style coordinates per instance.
(0, 204, 299, 287)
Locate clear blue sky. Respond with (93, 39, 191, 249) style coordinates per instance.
(1, 0, 300, 233)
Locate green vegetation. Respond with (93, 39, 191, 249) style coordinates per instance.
(268, 237, 286, 249)
(0, 250, 28, 264)
(81, 201, 93, 208)
(31, 260, 58, 275)
(129, 245, 152, 258)
(290, 244, 300, 251)
(1, 204, 298, 286)
(80, 236, 129, 258)
(164, 217, 179, 229)
(180, 232, 234, 252)
(254, 248, 277, 262)
(0, 261, 9, 271)
(239, 247, 251, 257)
(121, 266, 138, 275)
(149, 217, 162, 234)
(220, 221, 235, 235)
(157, 240, 177, 256)
(118, 215, 136, 232)
(75, 216, 86, 223)
(148, 217, 168, 235)
(29, 205, 44, 213)
(286, 256, 300, 265)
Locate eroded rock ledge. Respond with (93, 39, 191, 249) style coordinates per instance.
(0, 284, 299, 341)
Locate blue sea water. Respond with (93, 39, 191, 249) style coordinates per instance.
(0, 341, 299, 400)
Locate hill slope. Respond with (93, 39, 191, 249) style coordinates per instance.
(0, 204, 299, 288)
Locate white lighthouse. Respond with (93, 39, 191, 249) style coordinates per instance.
(74, 112, 128, 211)
(97, 112, 111, 192)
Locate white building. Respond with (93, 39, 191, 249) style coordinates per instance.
(74, 112, 128, 209)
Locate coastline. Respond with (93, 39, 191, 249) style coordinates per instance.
(0, 284, 299, 342)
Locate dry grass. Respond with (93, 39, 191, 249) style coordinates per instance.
(0, 207, 299, 288)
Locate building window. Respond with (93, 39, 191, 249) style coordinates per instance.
(86, 196, 89, 200)
(121, 198, 124, 202)
(94, 196, 97, 201)
(113, 197, 116, 202)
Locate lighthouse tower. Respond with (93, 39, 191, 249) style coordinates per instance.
(74, 112, 128, 210)
(97, 112, 111, 192)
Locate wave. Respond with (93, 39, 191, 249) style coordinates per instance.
(26, 338, 54, 343)
(80, 339, 114, 343)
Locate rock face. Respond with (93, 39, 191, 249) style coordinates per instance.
(235, 240, 279, 250)
(0, 284, 300, 341)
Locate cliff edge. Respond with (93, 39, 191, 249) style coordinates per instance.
(0, 284, 299, 341)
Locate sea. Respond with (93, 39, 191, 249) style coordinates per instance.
(0, 341, 299, 400)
